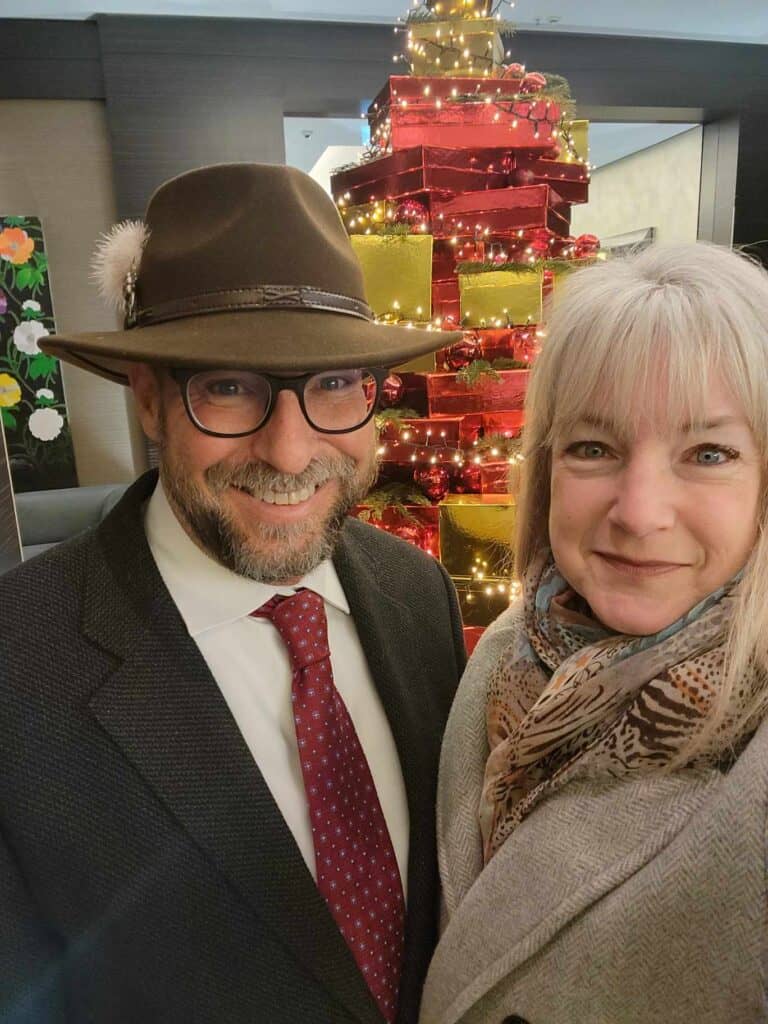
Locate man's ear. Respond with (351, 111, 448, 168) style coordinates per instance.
(127, 363, 163, 443)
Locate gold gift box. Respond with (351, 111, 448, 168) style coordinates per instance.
(459, 268, 543, 327)
(568, 120, 590, 164)
(394, 351, 437, 373)
(339, 200, 397, 235)
(438, 493, 516, 578)
(453, 576, 515, 627)
(408, 17, 504, 77)
(350, 234, 434, 321)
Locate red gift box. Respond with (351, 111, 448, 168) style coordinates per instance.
(459, 411, 526, 446)
(432, 277, 461, 323)
(427, 369, 529, 417)
(369, 77, 561, 154)
(331, 145, 508, 207)
(463, 625, 485, 655)
(509, 156, 590, 204)
(433, 185, 571, 240)
(352, 504, 439, 557)
(480, 461, 514, 494)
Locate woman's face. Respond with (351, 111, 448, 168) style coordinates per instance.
(549, 373, 763, 635)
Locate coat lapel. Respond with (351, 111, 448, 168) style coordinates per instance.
(333, 526, 442, 1023)
(82, 473, 383, 1024)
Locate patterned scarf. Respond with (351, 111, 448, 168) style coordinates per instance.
(480, 550, 757, 863)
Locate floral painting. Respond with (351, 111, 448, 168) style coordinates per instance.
(0, 216, 77, 492)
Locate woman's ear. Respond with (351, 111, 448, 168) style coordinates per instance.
(126, 363, 163, 443)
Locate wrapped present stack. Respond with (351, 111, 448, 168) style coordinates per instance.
(331, 0, 601, 653)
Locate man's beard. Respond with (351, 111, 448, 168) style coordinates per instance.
(159, 441, 378, 584)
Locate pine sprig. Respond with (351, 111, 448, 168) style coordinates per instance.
(357, 482, 433, 523)
(456, 359, 501, 387)
(457, 261, 540, 275)
(473, 431, 523, 457)
(375, 407, 420, 430)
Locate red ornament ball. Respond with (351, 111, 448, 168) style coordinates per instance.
(445, 335, 481, 371)
(414, 464, 451, 502)
(529, 238, 549, 257)
(521, 72, 547, 94)
(395, 199, 429, 229)
(510, 167, 536, 188)
(502, 62, 526, 80)
(390, 522, 424, 547)
(380, 373, 404, 407)
(454, 463, 482, 494)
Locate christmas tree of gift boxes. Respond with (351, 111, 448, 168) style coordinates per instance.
(331, 0, 600, 653)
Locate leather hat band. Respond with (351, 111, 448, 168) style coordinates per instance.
(128, 285, 374, 329)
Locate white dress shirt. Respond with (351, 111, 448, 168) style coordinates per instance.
(144, 481, 409, 895)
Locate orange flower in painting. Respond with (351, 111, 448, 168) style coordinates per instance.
(0, 227, 34, 265)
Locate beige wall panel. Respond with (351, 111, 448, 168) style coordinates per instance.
(571, 126, 703, 245)
(0, 99, 145, 485)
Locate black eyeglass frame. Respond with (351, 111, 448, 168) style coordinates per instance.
(169, 365, 390, 438)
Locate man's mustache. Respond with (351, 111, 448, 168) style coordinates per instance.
(204, 454, 359, 500)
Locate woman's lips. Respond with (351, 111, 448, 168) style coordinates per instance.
(595, 552, 688, 577)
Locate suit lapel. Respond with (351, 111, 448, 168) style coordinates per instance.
(82, 473, 383, 1024)
(333, 527, 441, 1021)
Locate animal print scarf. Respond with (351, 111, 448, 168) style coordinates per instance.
(480, 550, 756, 863)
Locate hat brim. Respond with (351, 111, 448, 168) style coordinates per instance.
(41, 308, 464, 385)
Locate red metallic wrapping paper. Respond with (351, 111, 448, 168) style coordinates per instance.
(437, 328, 539, 368)
(432, 277, 460, 323)
(427, 369, 529, 416)
(352, 505, 439, 557)
(369, 77, 561, 154)
(459, 411, 525, 446)
(464, 625, 485, 654)
(331, 146, 508, 206)
(509, 156, 590, 204)
(433, 185, 571, 239)
(379, 416, 463, 447)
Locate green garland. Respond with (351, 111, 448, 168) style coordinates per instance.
(357, 482, 433, 523)
(375, 407, 420, 430)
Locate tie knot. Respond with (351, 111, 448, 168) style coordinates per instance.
(253, 589, 330, 669)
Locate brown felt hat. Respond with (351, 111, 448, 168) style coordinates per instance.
(42, 162, 462, 384)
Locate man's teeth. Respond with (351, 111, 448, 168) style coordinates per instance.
(255, 484, 319, 505)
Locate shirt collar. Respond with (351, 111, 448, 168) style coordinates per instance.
(144, 478, 350, 638)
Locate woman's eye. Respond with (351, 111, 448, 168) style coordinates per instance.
(691, 444, 739, 466)
(566, 441, 609, 460)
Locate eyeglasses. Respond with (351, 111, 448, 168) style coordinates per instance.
(169, 366, 388, 438)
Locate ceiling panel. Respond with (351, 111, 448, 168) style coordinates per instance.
(2, 0, 767, 44)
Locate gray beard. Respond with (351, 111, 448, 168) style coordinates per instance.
(159, 448, 378, 584)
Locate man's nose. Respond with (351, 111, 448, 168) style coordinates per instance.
(248, 390, 318, 475)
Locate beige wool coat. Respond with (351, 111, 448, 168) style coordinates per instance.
(419, 606, 768, 1024)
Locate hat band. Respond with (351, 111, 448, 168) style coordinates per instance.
(128, 285, 374, 329)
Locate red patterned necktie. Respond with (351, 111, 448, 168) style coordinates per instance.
(252, 590, 405, 1022)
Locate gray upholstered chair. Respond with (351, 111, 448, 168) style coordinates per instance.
(14, 483, 128, 561)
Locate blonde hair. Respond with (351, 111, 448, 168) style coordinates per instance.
(517, 241, 768, 761)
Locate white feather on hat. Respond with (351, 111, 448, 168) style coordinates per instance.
(90, 220, 149, 313)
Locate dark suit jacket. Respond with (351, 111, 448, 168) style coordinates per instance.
(0, 472, 465, 1024)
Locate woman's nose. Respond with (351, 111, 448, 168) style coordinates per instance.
(606, 455, 677, 538)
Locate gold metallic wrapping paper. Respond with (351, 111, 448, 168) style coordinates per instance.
(569, 120, 590, 165)
(350, 234, 434, 321)
(438, 494, 516, 578)
(408, 18, 504, 77)
(458, 268, 543, 327)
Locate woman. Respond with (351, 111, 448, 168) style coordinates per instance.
(420, 242, 768, 1024)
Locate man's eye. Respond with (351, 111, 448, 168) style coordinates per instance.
(692, 444, 739, 466)
(566, 441, 609, 460)
(318, 375, 353, 392)
(208, 380, 243, 397)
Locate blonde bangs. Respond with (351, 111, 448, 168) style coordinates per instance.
(540, 256, 766, 452)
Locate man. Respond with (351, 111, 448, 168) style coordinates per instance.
(0, 164, 466, 1024)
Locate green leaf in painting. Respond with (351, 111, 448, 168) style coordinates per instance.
(33, 251, 48, 272)
(1, 408, 17, 430)
(28, 354, 58, 381)
(16, 266, 34, 289)
(2, 217, 28, 228)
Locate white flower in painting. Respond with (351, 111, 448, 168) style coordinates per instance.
(13, 320, 49, 355)
(22, 299, 41, 312)
(28, 407, 64, 441)
(35, 387, 55, 400)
